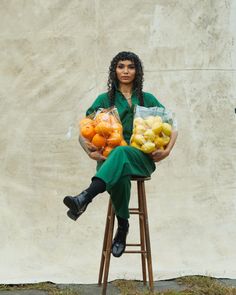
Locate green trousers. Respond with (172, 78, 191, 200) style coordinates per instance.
(95, 146, 156, 219)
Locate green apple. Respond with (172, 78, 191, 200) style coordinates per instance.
(155, 136, 165, 147)
(144, 129, 156, 142)
(154, 116, 162, 123)
(162, 123, 172, 136)
(144, 116, 155, 128)
(152, 122, 163, 135)
(141, 142, 156, 153)
(133, 117, 145, 126)
(162, 135, 170, 146)
(133, 134, 146, 145)
(133, 125, 147, 134)
(131, 141, 142, 150)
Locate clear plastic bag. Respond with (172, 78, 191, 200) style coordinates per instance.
(78, 107, 127, 158)
(130, 105, 177, 153)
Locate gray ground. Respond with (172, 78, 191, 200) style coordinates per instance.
(0, 279, 236, 294)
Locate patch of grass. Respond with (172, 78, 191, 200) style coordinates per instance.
(157, 292, 192, 295)
(177, 276, 236, 295)
(113, 276, 236, 295)
(113, 279, 140, 294)
(177, 275, 217, 288)
(113, 279, 191, 295)
(0, 282, 81, 295)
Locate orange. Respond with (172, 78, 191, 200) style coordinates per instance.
(107, 132, 122, 147)
(94, 112, 110, 125)
(91, 134, 106, 148)
(102, 146, 113, 157)
(109, 114, 118, 124)
(79, 118, 94, 128)
(120, 139, 128, 146)
(81, 124, 96, 141)
(112, 122, 123, 134)
(95, 121, 112, 137)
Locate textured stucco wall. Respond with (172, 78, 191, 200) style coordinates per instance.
(0, 0, 236, 284)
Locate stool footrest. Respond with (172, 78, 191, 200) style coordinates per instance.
(126, 243, 142, 247)
(129, 208, 144, 215)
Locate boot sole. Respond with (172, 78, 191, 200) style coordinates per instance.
(63, 196, 79, 212)
(111, 243, 126, 258)
(67, 210, 81, 221)
(64, 198, 91, 221)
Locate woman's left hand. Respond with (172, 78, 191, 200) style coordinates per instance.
(149, 148, 170, 162)
(150, 130, 178, 163)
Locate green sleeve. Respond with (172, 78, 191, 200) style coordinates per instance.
(85, 93, 110, 116)
(143, 92, 165, 109)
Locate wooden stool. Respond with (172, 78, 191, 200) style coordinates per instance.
(98, 176, 154, 295)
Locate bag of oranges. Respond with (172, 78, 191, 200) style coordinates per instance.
(130, 105, 176, 153)
(79, 107, 127, 158)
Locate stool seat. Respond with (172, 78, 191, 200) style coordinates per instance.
(98, 176, 154, 295)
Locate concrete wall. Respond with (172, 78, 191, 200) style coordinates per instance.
(0, 0, 235, 283)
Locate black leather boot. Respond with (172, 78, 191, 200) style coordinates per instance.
(63, 191, 92, 221)
(111, 223, 129, 258)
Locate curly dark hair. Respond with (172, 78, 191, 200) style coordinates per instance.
(107, 51, 144, 106)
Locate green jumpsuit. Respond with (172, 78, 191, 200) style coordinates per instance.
(86, 90, 165, 219)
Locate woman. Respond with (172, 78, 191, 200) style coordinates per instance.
(63, 51, 178, 258)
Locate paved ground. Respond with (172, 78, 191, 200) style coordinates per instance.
(0, 279, 236, 294)
(58, 279, 187, 294)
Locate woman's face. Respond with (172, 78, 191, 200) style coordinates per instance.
(115, 60, 136, 85)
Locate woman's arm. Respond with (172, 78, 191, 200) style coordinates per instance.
(150, 130, 178, 162)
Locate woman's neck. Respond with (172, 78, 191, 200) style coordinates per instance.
(118, 83, 133, 95)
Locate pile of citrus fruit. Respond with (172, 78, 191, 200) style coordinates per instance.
(79, 111, 127, 157)
(130, 116, 172, 153)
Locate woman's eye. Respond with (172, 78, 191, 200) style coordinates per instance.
(117, 64, 124, 69)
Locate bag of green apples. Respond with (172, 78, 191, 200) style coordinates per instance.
(130, 105, 177, 153)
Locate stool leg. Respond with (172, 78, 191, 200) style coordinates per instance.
(98, 199, 113, 285)
(137, 181, 147, 285)
(102, 200, 115, 295)
(141, 181, 154, 291)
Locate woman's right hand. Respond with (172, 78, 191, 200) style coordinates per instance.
(79, 135, 106, 161)
(89, 151, 107, 161)
(85, 141, 107, 160)
(85, 141, 98, 152)
(79, 135, 97, 152)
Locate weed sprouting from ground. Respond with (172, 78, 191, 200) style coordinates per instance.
(177, 276, 236, 295)
(113, 279, 190, 294)
(0, 282, 81, 295)
(113, 276, 236, 295)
